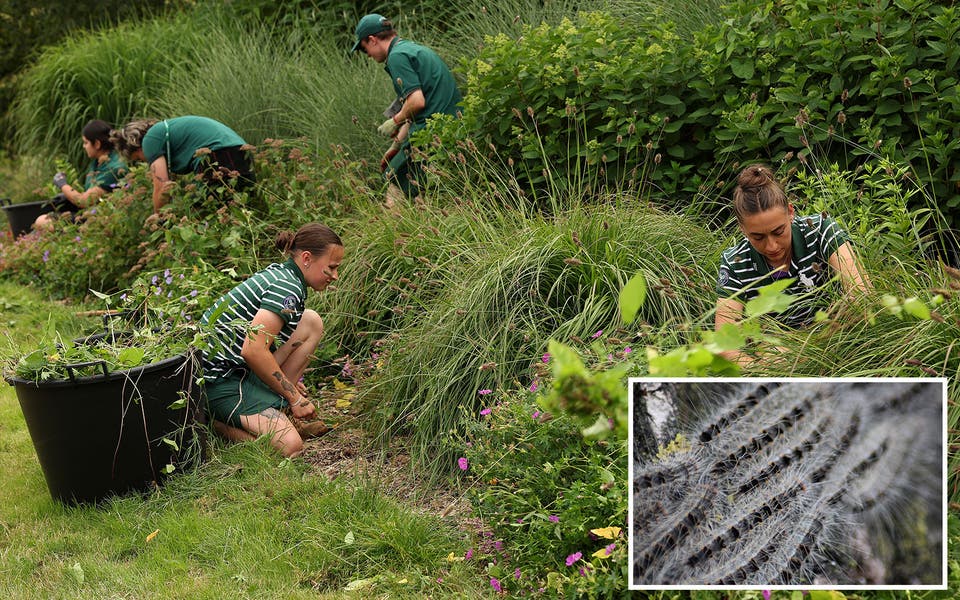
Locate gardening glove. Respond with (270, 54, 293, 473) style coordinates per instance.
(380, 142, 401, 172)
(53, 172, 68, 190)
(377, 115, 401, 138)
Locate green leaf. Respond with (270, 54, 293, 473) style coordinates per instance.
(344, 530, 355, 545)
(582, 414, 612, 439)
(712, 323, 746, 351)
(345, 578, 374, 591)
(902, 297, 931, 320)
(117, 347, 145, 367)
(167, 397, 187, 410)
(67, 562, 84, 585)
(744, 278, 796, 317)
(161, 437, 179, 452)
(618, 272, 647, 324)
(730, 58, 755, 79)
(89, 289, 112, 304)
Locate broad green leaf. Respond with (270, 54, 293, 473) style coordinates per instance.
(730, 58, 755, 79)
(744, 278, 796, 317)
(117, 347, 145, 367)
(902, 297, 931, 320)
(618, 272, 647, 324)
(713, 323, 746, 351)
(344, 578, 374, 591)
(161, 437, 179, 452)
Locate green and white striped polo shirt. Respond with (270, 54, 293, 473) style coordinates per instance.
(201, 258, 307, 380)
(716, 214, 850, 327)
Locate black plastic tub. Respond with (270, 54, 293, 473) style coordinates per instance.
(1, 195, 74, 238)
(4, 336, 205, 505)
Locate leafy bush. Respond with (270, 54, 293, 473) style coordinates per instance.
(427, 1, 960, 223)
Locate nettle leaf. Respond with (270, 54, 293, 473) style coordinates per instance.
(744, 278, 796, 317)
(618, 272, 647, 324)
(712, 323, 746, 351)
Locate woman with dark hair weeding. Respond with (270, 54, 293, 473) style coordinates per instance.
(715, 164, 871, 366)
(200, 223, 344, 458)
(36, 119, 127, 230)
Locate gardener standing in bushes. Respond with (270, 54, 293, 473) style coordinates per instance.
(351, 13, 462, 204)
(715, 164, 871, 365)
(200, 223, 344, 458)
(111, 115, 255, 213)
(35, 119, 127, 230)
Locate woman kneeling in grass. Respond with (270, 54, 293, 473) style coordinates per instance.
(715, 164, 871, 365)
(201, 223, 344, 457)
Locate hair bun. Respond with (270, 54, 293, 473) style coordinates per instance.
(275, 231, 296, 253)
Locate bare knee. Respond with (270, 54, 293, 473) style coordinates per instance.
(300, 309, 324, 337)
(274, 430, 304, 458)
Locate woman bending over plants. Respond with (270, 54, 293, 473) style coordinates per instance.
(35, 119, 127, 230)
(715, 164, 871, 365)
(111, 115, 254, 213)
(200, 223, 343, 458)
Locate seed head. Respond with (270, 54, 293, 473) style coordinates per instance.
(903, 77, 912, 89)
(526, 106, 535, 118)
(837, 111, 846, 125)
(654, 153, 662, 165)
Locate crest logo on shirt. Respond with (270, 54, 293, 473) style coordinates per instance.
(281, 295, 299, 315)
(718, 266, 730, 287)
(799, 272, 816, 288)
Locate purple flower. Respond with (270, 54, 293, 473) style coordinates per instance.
(73, 236, 81, 242)
(591, 329, 603, 338)
(165, 275, 173, 284)
(457, 457, 469, 471)
(763, 591, 771, 600)
(623, 346, 632, 354)
(480, 407, 492, 415)
(154, 286, 162, 296)
(490, 578, 502, 593)
(565, 551, 582, 566)
(529, 380, 538, 392)
(478, 389, 492, 396)
(151, 275, 158, 285)
(190, 290, 198, 297)
(514, 568, 521, 579)
(604, 542, 616, 556)
(120, 293, 127, 301)
(532, 410, 540, 419)
(542, 352, 550, 363)
(549, 515, 559, 523)
(465, 548, 473, 560)
(42, 250, 49, 262)
(164, 268, 171, 278)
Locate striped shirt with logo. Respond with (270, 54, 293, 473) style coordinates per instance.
(716, 214, 850, 327)
(201, 258, 306, 381)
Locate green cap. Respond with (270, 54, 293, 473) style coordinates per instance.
(352, 14, 391, 52)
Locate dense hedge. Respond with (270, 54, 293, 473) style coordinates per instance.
(426, 0, 959, 222)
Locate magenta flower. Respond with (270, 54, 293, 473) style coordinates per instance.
(532, 410, 541, 419)
(549, 515, 559, 523)
(604, 542, 616, 555)
(623, 346, 632, 354)
(591, 329, 603, 338)
(529, 380, 538, 392)
(763, 591, 771, 600)
(490, 577, 502, 592)
(478, 389, 492, 396)
(565, 551, 582, 566)
(514, 568, 521, 579)
(465, 548, 473, 560)
(542, 352, 550, 363)
(480, 407, 492, 415)
(457, 457, 469, 471)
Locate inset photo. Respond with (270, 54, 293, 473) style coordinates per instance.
(628, 378, 946, 590)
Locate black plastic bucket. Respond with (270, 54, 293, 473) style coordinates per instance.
(0, 196, 73, 238)
(4, 337, 205, 505)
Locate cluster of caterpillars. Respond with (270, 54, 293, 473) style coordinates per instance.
(631, 381, 942, 585)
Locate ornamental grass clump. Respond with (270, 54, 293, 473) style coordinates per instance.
(355, 199, 719, 469)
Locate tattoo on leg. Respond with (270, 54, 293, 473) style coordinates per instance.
(291, 341, 303, 348)
(261, 407, 283, 420)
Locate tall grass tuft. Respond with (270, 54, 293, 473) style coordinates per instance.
(10, 14, 211, 170)
(344, 197, 720, 471)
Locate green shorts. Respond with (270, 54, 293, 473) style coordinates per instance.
(205, 369, 286, 427)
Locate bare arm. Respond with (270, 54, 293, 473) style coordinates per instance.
(393, 89, 426, 135)
(240, 309, 315, 418)
(148, 156, 174, 213)
(827, 241, 871, 295)
(714, 297, 754, 365)
(60, 183, 106, 208)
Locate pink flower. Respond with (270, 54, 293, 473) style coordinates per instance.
(480, 407, 492, 415)
(457, 457, 469, 471)
(591, 329, 603, 338)
(623, 346, 632, 354)
(565, 551, 582, 566)
(478, 389, 492, 395)
(532, 410, 541, 419)
(542, 353, 550, 363)
(763, 591, 771, 600)
(465, 548, 473, 560)
(604, 542, 616, 556)
(529, 380, 538, 392)
(549, 515, 559, 523)
(490, 577, 502, 592)
(514, 568, 521, 579)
